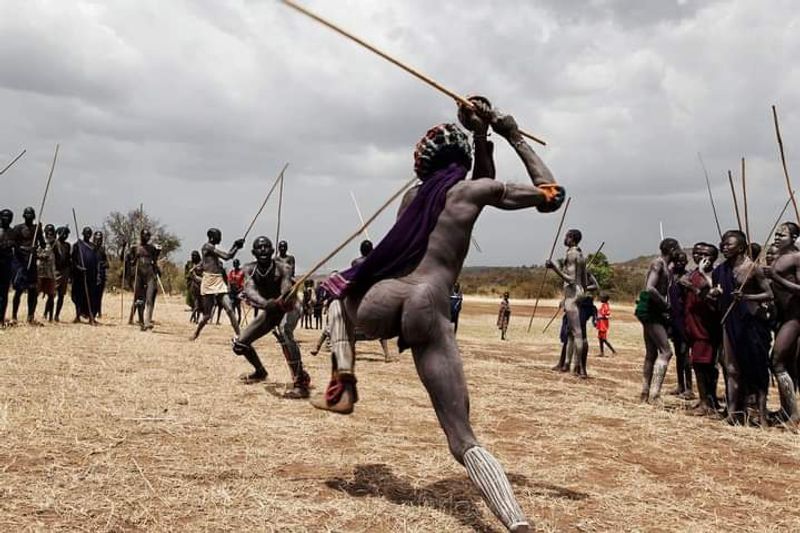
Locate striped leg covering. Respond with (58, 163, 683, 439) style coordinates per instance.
(649, 359, 669, 401)
(463, 446, 529, 531)
(776, 371, 799, 420)
(328, 300, 354, 374)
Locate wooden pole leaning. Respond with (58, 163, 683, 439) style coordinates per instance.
(772, 105, 800, 225)
(697, 152, 723, 239)
(281, 0, 546, 146)
(728, 170, 743, 232)
(72, 208, 96, 325)
(28, 145, 59, 269)
(720, 194, 794, 325)
(243, 163, 288, 242)
(527, 196, 571, 333)
(284, 176, 418, 300)
(742, 157, 750, 244)
(0, 149, 26, 176)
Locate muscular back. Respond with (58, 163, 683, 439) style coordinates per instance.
(410, 177, 549, 290)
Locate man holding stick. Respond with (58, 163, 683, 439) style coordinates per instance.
(11, 207, 45, 325)
(191, 228, 244, 340)
(545, 229, 589, 377)
(234, 236, 311, 398)
(71, 226, 100, 324)
(711, 230, 773, 425)
(312, 99, 564, 532)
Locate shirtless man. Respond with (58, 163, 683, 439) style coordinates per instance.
(669, 251, 693, 398)
(11, 207, 45, 325)
(93, 231, 108, 318)
(234, 236, 311, 398)
(38, 224, 58, 322)
(130, 229, 160, 331)
(763, 222, 800, 423)
(312, 100, 564, 531)
(711, 230, 773, 425)
(191, 229, 243, 340)
(0, 209, 14, 326)
(546, 230, 589, 377)
(53, 226, 72, 322)
(635, 238, 681, 402)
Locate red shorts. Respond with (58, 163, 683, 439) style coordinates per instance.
(38, 277, 56, 297)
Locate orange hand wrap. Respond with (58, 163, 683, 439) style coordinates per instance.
(538, 184, 562, 202)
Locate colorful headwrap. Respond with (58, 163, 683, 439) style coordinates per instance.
(413, 123, 472, 179)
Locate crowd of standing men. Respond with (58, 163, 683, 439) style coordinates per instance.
(0, 206, 114, 326)
(638, 228, 800, 427)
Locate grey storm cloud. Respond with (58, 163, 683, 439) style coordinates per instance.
(1, 0, 799, 271)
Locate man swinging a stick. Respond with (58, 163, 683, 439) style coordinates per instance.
(312, 98, 564, 532)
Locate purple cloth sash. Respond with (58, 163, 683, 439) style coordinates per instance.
(322, 163, 468, 298)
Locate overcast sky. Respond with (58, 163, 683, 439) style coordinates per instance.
(2, 0, 799, 270)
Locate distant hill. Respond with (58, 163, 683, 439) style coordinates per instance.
(459, 252, 673, 302)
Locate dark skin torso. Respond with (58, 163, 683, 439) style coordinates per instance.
(134, 243, 158, 279)
(242, 260, 292, 309)
(0, 222, 13, 262)
(12, 222, 44, 260)
(54, 240, 71, 273)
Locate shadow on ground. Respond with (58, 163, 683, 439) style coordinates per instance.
(325, 463, 587, 532)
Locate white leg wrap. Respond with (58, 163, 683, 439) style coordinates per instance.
(328, 300, 354, 373)
(649, 360, 669, 400)
(776, 371, 798, 418)
(463, 446, 528, 531)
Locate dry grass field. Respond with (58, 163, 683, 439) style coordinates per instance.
(2, 294, 800, 532)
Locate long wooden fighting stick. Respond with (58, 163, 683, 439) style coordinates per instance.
(243, 163, 288, 241)
(27, 145, 60, 269)
(72, 208, 96, 325)
(283, 175, 418, 300)
(350, 191, 371, 241)
(742, 157, 750, 244)
(697, 153, 723, 240)
(281, 0, 546, 146)
(0, 149, 26, 176)
(275, 170, 285, 245)
(527, 196, 571, 333)
(728, 170, 742, 232)
(541, 240, 604, 334)
(772, 105, 800, 225)
(119, 240, 127, 322)
(720, 194, 794, 325)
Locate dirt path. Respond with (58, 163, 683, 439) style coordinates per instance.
(0, 295, 798, 531)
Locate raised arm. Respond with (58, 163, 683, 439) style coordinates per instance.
(457, 96, 495, 180)
(471, 112, 564, 212)
(493, 114, 556, 188)
(208, 239, 244, 261)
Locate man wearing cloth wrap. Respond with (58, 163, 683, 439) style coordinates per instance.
(0, 209, 15, 326)
(711, 230, 773, 425)
(313, 98, 565, 532)
(191, 228, 244, 340)
(233, 236, 310, 398)
(683, 243, 722, 415)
